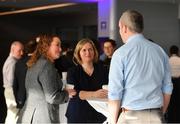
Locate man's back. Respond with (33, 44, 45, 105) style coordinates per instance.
(109, 34, 172, 110)
(108, 9, 173, 124)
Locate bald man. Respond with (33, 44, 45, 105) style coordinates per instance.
(2, 41, 24, 124)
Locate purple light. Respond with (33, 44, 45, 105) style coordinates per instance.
(70, 0, 104, 3)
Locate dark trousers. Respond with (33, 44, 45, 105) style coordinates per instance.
(0, 87, 7, 123)
(166, 77, 180, 123)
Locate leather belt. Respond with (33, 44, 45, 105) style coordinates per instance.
(121, 107, 161, 112)
(122, 108, 129, 112)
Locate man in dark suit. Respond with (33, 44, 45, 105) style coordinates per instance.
(13, 40, 37, 109)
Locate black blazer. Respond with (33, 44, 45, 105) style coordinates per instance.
(13, 56, 30, 108)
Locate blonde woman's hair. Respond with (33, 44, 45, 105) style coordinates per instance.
(73, 38, 99, 65)
(120, 10, 144, 33)
(27, 34, 59, 68)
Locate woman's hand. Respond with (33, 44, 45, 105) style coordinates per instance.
(65, 89, 77, 98)
(79, 89, 108, 100)
(93, 89, 108, 99)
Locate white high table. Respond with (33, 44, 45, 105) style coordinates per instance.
(59, 102, 68, 123)
(60, 79, 109, 123)
(60, 98, 109, 123)
(87, 98, 109, 123)
(59, 79, 68, 123)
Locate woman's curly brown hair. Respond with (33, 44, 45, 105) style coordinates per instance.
(27, 34, 58, 68)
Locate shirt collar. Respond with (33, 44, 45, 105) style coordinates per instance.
(9, 53, 18, 60)
(126, 34, 144, 44)
(171, 54, 178, 57)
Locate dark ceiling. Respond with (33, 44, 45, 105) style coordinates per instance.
(1, 0, 180, 17)
(0, 0, 97, 16)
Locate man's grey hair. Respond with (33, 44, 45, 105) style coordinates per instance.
(120, 10, 144, 33)
(10, 41, 23, 53)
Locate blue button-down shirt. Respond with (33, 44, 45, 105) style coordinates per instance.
(108, 34, 173, 110)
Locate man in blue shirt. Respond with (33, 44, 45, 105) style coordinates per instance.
(108, 10, 173, 124)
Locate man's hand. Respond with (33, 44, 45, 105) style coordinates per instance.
(108, 100, 120, 124)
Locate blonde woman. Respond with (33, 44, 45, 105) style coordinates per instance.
(17, 34, 76, 123)
(65, 38, 108, 123)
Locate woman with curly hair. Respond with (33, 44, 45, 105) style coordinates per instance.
(17, 34, 76, 123)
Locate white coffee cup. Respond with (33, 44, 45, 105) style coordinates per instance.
(62, 72, 67, 80)
(65, 84, 74, 89)
(102, 85, 108, 90)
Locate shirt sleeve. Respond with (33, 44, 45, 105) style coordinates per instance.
(67, 66, 81, 98)
(108, 50, 125, 100)
(98, 62, 108, 85)
(4, 59, 16, 87)
(162, 53, 173, 94)
(67, 67, 77, 85)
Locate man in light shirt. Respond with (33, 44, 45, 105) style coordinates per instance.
(108, 10, 173, 124)
(2, 41, 24, 124)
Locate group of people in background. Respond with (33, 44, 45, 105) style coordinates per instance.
(1, 9, 179, 124)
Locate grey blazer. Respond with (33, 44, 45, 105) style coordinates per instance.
(17, 56, 69, 123)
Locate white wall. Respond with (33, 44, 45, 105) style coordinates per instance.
(110, 1, 180, 54)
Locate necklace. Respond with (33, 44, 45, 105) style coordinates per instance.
(82, 65, 94, 76)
